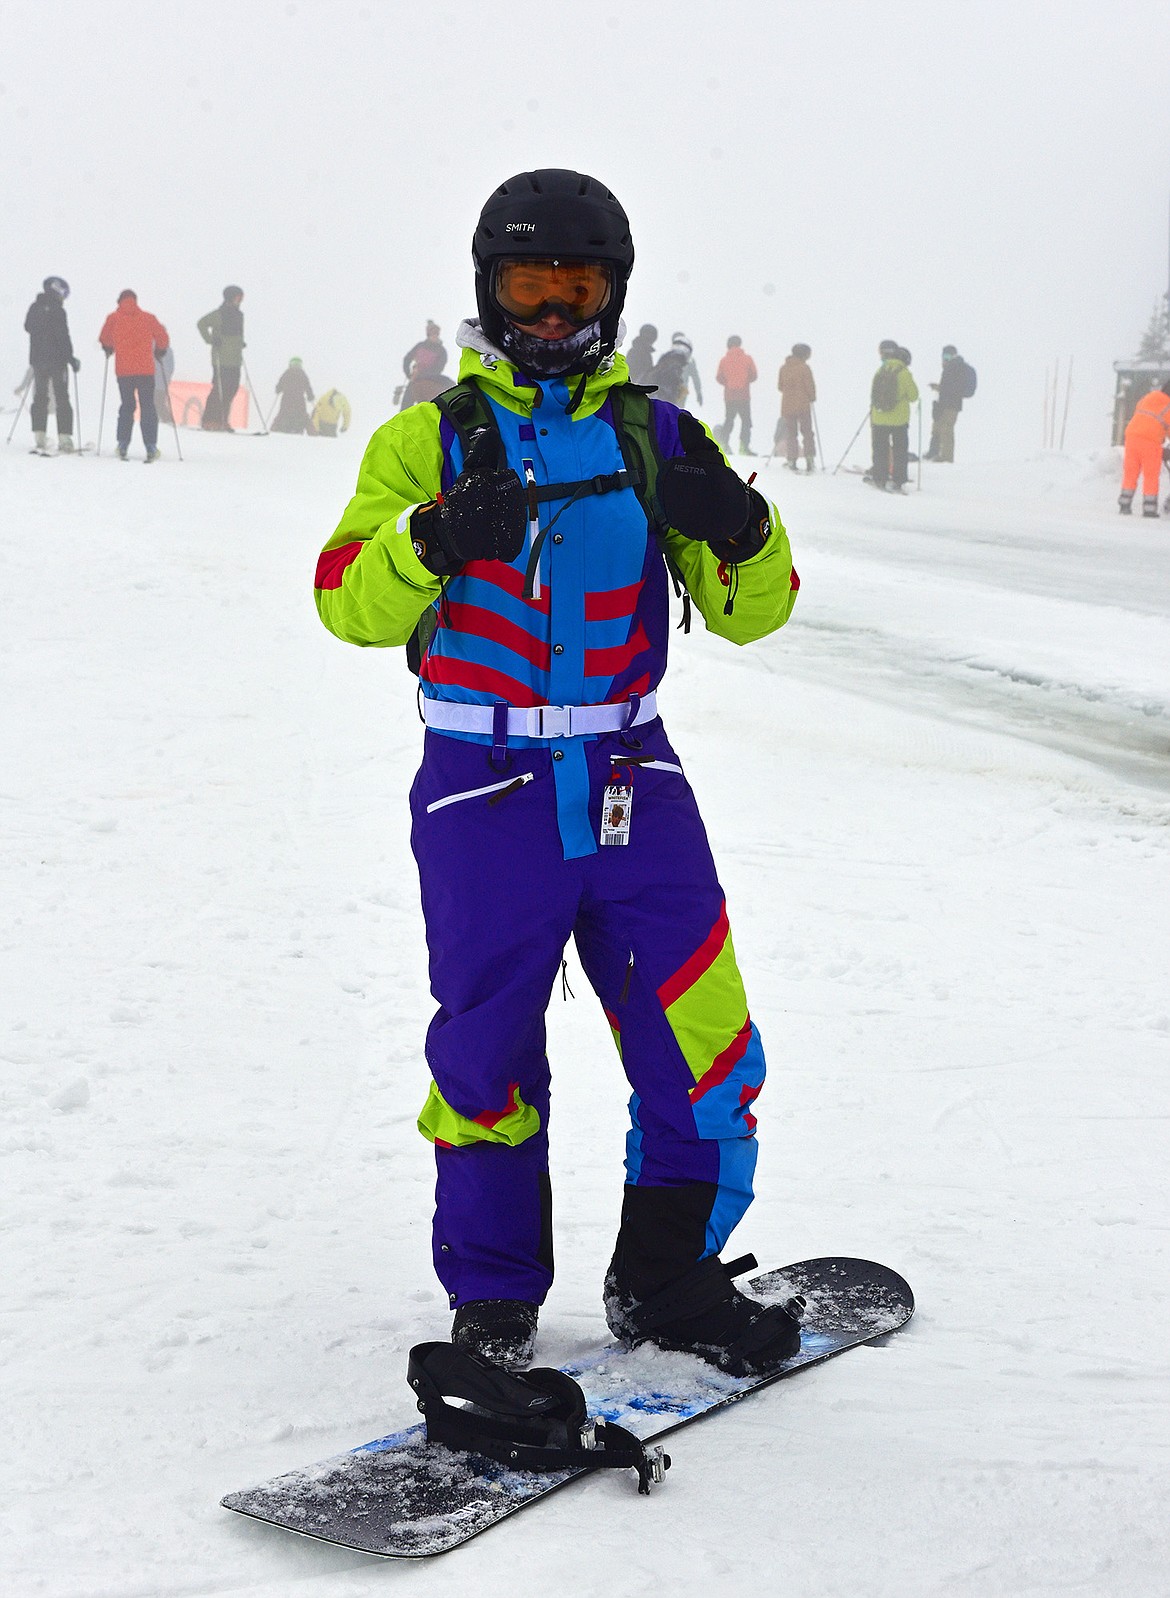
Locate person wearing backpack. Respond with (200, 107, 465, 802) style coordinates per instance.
(315, 168, 802, 1379)
(925, 345, 976, 463)
(865, 339, 919, 491)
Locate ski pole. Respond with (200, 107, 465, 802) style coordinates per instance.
(811, 403, 825, 471)
(157, 355, 183, 461)
(96, 351, 110, 457)
(833, 409, 870, 475)
(242, 358, 269, 434)
(72, 364, 83, 453)
(5, 375, 30, 446)
(916, 400, 923, 491)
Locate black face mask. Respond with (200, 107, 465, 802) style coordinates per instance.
(498, 318, 604, 380)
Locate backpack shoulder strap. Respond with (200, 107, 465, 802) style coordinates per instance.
(610, 383, 692, 633)
(432, 380, 505, 468)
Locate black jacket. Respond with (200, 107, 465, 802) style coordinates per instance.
(25, 292, 74, 369)
(626, 332, 656, 385)
(937, 358, 970, 411)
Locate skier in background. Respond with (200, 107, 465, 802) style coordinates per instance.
(314, 167, 802, 1379)
(271, 358, 315, 433)
(924, 345, 976, 463)
(775, 343, 817, 470)
(400, 320, 450, 407)
(98, 289, 169, 462)
(24, 276, 78, 454)
(197, 286, 245, 431)
(309, 387, 351, 436)
(1119, 386, 1170, 517)
(625, 322, 657, 384)
(650, 332, 703, 408)
(715, 335, 758, 454)
(865, 339, 918, 492)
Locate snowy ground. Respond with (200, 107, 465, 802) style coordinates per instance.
(2, 428, 1168, 1597)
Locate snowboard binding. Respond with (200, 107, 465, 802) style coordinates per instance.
(407, 1341, 669, 1494)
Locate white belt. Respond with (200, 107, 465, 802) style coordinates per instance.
(422, 690, 657, 740)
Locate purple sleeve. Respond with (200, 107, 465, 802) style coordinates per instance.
(650, 398, 686, 459)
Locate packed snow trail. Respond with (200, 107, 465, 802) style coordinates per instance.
(2, 435, 1167, 1597)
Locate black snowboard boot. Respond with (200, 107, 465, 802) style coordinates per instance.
(451, 1299, 538, 1370)
(603, 1183, 803, 1378)
(1118, 490, 1133, 515)
(1142, 496, 1159, 519)
(605, 1253, 803, 1377)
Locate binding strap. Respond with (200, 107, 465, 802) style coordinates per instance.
(407, 1342, 670, 1495)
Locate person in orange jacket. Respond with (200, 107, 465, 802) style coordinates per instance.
(99, 290, 169, 461)
(715, 335, 758, 454)
(1120, 388, 1170, 517)
(775, 343, 817, 470)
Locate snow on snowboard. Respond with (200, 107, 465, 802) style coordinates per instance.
(222, 1256, 913, 1560)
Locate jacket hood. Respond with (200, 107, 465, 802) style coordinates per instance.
(454, 317, 629, 418)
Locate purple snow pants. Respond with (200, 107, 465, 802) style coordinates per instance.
(409, 719, 767, 1309)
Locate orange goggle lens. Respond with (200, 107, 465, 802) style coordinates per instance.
(493, 258, 613, 325)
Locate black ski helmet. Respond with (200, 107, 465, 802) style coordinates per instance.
(472, 169, 634, 367)
(223, 284, 244, 302)
(43, 276, 70, 298)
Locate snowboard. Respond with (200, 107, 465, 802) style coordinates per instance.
(222, 1256, 912, 1560)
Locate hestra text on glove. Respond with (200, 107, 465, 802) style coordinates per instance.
(657, 412, 771, 564)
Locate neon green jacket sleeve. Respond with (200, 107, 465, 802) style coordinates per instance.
(663, 501, 797, 645)
(314, 406, 444, 648)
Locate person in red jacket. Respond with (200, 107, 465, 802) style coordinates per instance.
(99, 290, 169, 462)
(1120, 388, 1170, 517)
(715, 335, 759, 455)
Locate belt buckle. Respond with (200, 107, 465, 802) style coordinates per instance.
(531, 704, 571, 739)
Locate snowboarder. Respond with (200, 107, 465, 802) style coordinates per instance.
(271, 358, 315, 433)
(775, 344, 817, 470)
(24, 276, 79, 454)
(399, 321, 450, 407)
(308, 387, 351, 436)
(99, 290, 169, 462)
(625, 322, 657, 385)
(865, 339, 918, 492)
(650, 331, 703, 409)
(315, 168, 802, 1378)
(196, 286, 245, 430)
(925, 345, 975, 462)
(715, 335, 758, 454)
(1119, 387, 1170, 517)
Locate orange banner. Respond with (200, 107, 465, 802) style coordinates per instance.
(167, 380, 250, 430)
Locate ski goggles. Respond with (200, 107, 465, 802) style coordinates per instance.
(493, 258, 613, 326)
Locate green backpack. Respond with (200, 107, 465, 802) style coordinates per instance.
(871, 362, 901, 414)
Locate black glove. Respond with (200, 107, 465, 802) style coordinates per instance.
(101, 345, 113, 357)
(410, 430, 526, 575)
(657, 412, 770, 563)
(69, 357, 81, 373)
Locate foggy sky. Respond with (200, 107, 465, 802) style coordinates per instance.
(3, 0, 1168, 462)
